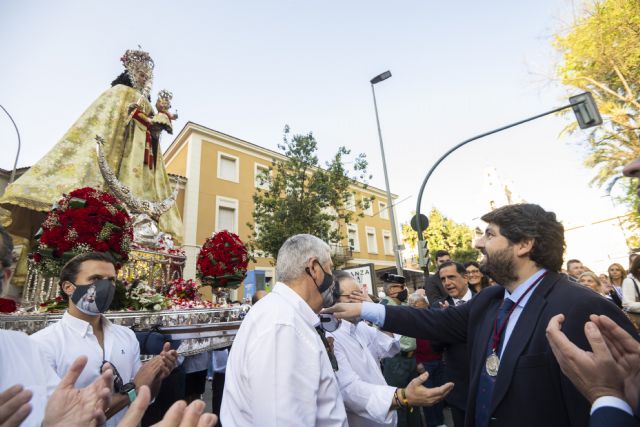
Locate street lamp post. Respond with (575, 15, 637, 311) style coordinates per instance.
(0, 104, 21, 184)
(414, 92, 603, 268)
(370, 70, 403, 275)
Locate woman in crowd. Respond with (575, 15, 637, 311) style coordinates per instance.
(621, 257, 640, 311)
(607, 263, 626, 294)
(463, 261, 490, 294)
(579, 271, 622, 308)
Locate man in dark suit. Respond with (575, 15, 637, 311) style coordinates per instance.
(433, 261, 475, 427)
(424, 250, 451, 305)
(326, 203, 637, 427)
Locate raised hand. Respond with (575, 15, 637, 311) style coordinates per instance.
(42, 355, 113, 427)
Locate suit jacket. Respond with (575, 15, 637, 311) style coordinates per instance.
(424, 273, 448, 305)
(432, 291, 475, 411)
(383, 272, 638, 427)
(590, 406, 640, 427)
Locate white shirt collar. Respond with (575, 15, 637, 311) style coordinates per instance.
(61, 311, 110, 338)
(271, 282, 320, 328)
(454, 288, 473, 304)
(504, 268, 547, 308)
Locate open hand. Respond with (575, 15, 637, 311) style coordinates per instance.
(43, 356, 113, 427)
(404, 372, 454, 406)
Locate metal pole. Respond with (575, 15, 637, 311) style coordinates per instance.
(371, 83, 403, 275)
(415, 102, 577, 268)
(0, 104, 21, 184)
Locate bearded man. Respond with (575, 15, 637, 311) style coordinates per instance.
(325, 203, 636, 427)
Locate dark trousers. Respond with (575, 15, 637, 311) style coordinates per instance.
(141, 365, 186, 427)
(421, 360, 445, 427)
(450, 406, 466, 427)
(211, 372, 226, 427)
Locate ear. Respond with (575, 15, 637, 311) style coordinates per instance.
(61, 281, 75, 297)
(515, 238, 535, 257)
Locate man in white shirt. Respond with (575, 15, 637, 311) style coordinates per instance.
(0, 227, 113, 427)
(30, 251, 177, 427)
(221, 234, 348, 426)
(328, 271, 401, 427)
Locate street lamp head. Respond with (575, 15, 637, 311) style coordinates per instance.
(569, 92, 603, 129)
(370, 71, 392, 85)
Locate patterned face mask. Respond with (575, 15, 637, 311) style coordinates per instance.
(70, 279, 115, 315)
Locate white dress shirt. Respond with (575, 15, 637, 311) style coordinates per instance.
(328, 320, 401, 427)
(0, 330, 60, 427)
(221, 282, 347, 427)
(30, 311, 142, 427)
(452, 288, 473, 305)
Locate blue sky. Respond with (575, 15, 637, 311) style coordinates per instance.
(0, 1, 631, 270)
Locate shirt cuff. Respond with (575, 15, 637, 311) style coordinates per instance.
(591, 396, 633, 416)
(362, 302, 386, 327)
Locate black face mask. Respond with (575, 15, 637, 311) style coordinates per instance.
(306, 261, 337, 308)
(70, 279, 115, 316)
(396, 288, 408, 303)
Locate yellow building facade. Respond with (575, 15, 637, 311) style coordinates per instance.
(164, 122, 398, 294)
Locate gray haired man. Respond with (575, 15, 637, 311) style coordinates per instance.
(220, 234, 348, 426)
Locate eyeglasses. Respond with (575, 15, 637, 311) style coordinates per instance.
(101, 360, 123, 392)
(466, 269, 481, 274)
(318, 313, 341, 332)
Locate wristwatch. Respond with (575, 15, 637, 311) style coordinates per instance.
(119, 382, 137, 403)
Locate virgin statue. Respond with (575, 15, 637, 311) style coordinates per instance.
(0, 49, 183, 244)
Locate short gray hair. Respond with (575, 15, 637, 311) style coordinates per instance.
(276, 234, 331, 283)
(407, 292, 424, 306)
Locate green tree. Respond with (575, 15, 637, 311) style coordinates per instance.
(249, 126, 372, 265)
(554, 0, 640, 229)
(401, 208, 480, 271)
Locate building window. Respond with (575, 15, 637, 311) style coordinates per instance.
(365, 226, 377, 254)
(362, 196, 373, 216)
(217, 152, 239, 182)
(379, 201, 389, 219)
(347, 224, 360, 252)
(346, 193, 356, 211)
(382, 230, 393, 255)
(254, 163, 270, 190)
(215, 196, 239, 233)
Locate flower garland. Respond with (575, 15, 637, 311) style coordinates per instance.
(32, 187, 133, 277)
(165, 278, 214, 309)
(196, 230, 249, 289)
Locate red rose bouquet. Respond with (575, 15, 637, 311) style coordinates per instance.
(32, 187, 133, 277)
(196, 230, 248, 289)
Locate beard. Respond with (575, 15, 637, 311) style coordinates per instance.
(479, 245, 518, 287)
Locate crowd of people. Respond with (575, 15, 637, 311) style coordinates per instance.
(3, 168, 640, 427)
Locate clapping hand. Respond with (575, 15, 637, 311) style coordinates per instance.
(546, 314, 626, 404)
(590, 314, 640, 412)
(42, 356, 113, 427)
(117, 386, 217, 427)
